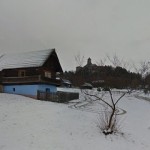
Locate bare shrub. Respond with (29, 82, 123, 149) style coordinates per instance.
(97, 108, 123, 135)
(83, 88, 130, 135)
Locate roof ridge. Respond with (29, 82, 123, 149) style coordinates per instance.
(5, 48, 54, 55)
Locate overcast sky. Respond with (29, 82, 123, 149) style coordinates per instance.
(0, 0, 150, 71)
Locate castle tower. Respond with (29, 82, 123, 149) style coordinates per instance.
(87, 57, 92, 65)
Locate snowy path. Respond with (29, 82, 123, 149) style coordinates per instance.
(68, 99, 127, 115)
(134, 94, 150, 102)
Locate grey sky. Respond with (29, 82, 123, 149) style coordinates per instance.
(0, 0, 150, 71)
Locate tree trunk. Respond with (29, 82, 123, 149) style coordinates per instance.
(103, 106, 116, 135)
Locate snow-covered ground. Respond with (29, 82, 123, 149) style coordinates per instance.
(57, 87, 80, 93)
(0, 90, 150, 150)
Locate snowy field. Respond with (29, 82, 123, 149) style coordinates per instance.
(0, 90, 150, 150)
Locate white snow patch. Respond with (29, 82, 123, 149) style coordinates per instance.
(0, 92, 150, 150)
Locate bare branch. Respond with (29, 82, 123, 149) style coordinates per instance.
(106, 53, 131, 71)
(82, 90, 113, 110)
(115, 92, 126, 105)
(96, 57, 107, 66)
(106, 53, 122, 67)
(75, 53, 85, 67)
(108, 90, 115, 107)
(115, 89, 132, 105)
(132, 60, 150, 77)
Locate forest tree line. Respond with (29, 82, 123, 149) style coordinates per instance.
(60, 54, 150, 89)
(60, 65, 143, 89)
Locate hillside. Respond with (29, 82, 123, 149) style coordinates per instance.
(0, 92, 150, 150)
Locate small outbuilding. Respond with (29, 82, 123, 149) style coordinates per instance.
(61, 79, 72, 88)
(81, 83, 93, 89)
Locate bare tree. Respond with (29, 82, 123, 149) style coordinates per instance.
(106, 53, 122, 67)
(106, 53, 131, 70)
(132, 61, 150, 77)
(75, 53, 85, 67)
(83, 88, 131, 135)
(96, 57, 107, 66)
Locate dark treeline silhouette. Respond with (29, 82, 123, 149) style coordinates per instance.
(60, 65, 142, 89)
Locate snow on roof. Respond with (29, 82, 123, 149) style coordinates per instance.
(62, 79, 72, 84)
(82, 83, 93, 87)
(0, 49, 54, 71)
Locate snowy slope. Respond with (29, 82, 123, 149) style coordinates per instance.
(0, 92, 150, 150)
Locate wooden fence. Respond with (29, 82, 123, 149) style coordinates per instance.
(37, 90, 79, 103)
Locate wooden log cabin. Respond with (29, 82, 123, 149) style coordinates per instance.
(0, 49, 63, 98)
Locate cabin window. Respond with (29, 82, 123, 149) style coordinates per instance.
(18, 70, 26, 77)
(46, 88, 50, 93)
(45, 71, 51, 78)
(13, 88, 15, 92)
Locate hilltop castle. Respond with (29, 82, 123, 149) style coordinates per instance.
(76, 58, 97, 72)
